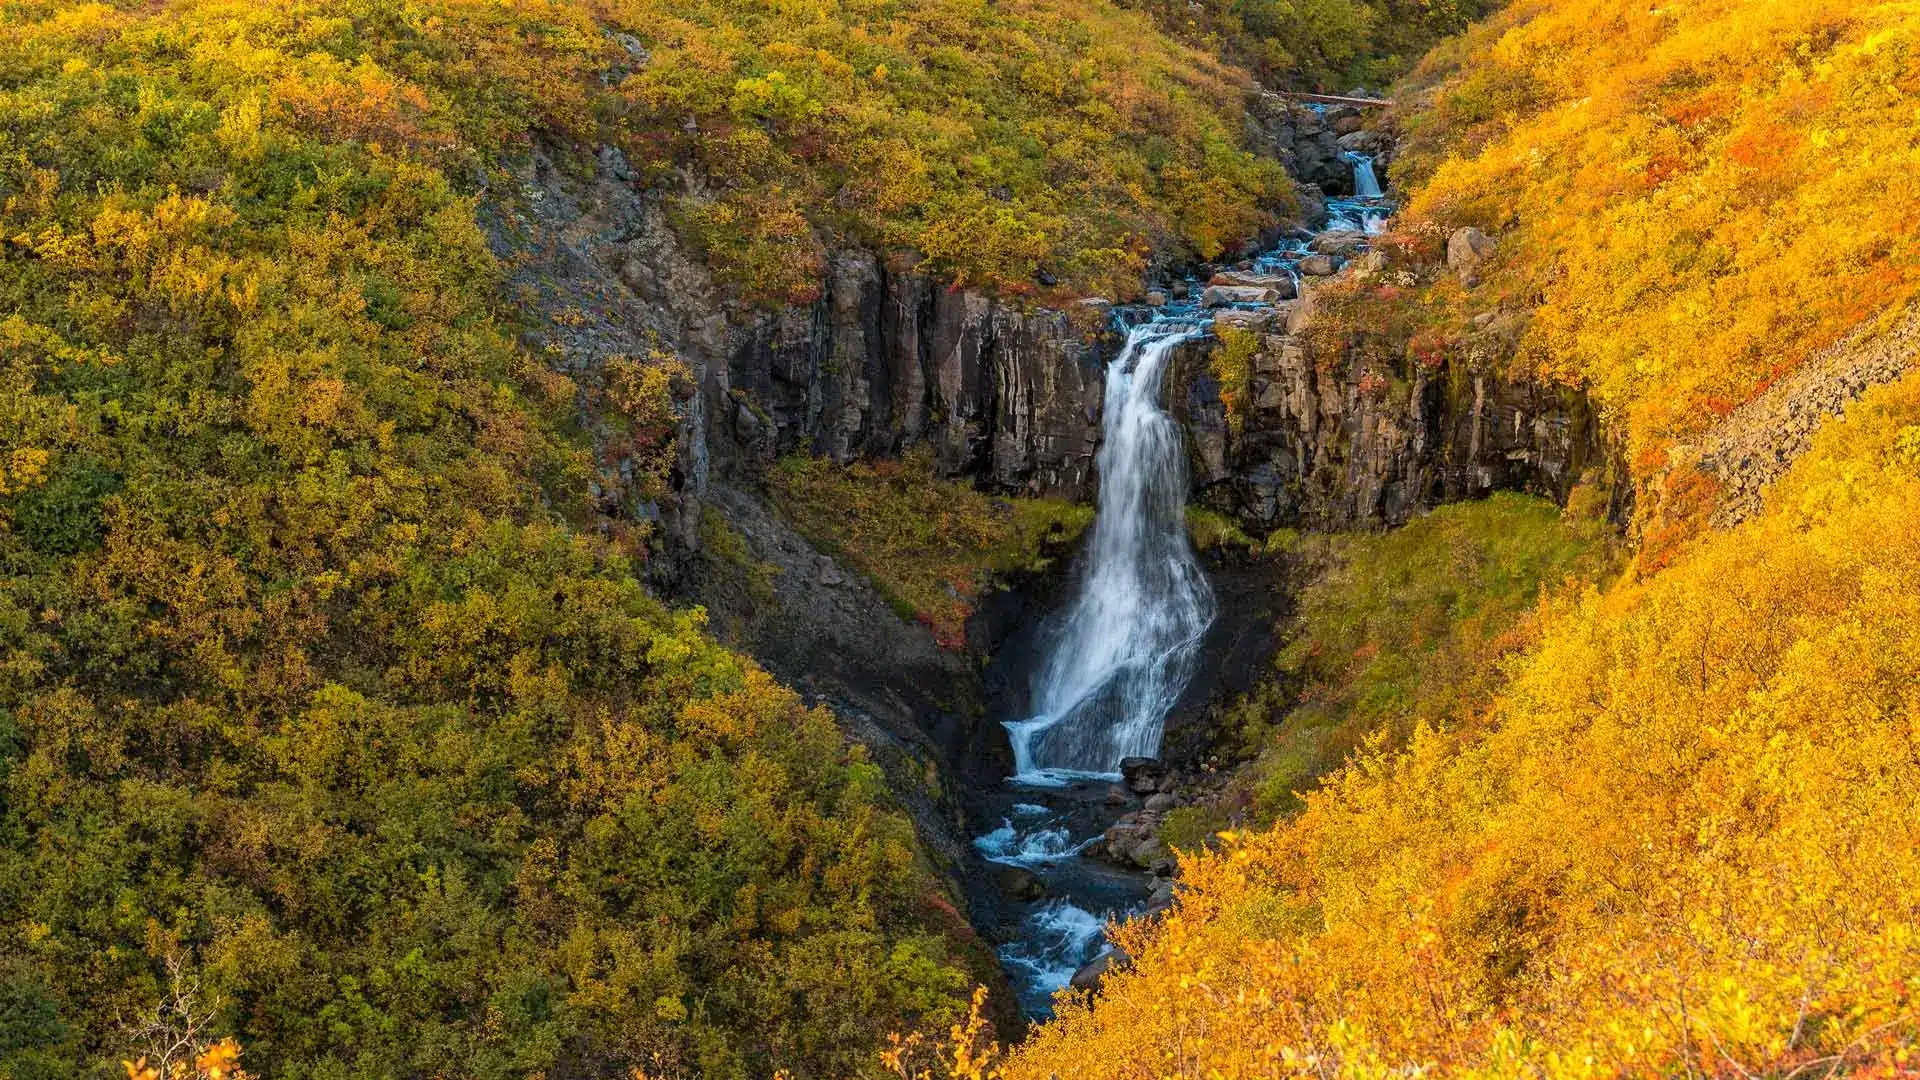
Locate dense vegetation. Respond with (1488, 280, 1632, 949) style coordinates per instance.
(0, 2, 1049, 1076)
(1391, 0, 1920, 466)
(1011, 369, 1920, 1077)
(625, 0, 1297, 302)
(10, 0, 1920, 1076)
(769, 451, 1091, 648)
(1195, 494, 1615, 833)
(1127, 0, 1501, 92)
(993, 0, 1920, 1075)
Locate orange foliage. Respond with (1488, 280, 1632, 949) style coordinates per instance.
(1394, 0, 1920, 466)
(1004, 370, 1920, 1078)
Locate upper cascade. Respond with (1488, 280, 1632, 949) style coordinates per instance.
(1346, 151, 1384, 199)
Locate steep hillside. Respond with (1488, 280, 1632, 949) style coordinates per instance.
(991, 1, 1920, 1075)
(1389, 0, 1920, 536)
(0, 0, 1321, 1075)
(1010, 368, 1920, 1077)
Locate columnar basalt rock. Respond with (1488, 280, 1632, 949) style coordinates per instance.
(1169, 300, 1605, 530)
(488, 143, 1116, 535)
(722, 265, 1111, 497)
(490, 139, 1603, 547)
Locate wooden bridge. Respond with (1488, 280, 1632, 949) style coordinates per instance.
(1276, 92, 1394, 109)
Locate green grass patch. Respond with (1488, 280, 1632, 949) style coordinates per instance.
(768, 449, 1093, 648)
(1232, 492, 1619, 822)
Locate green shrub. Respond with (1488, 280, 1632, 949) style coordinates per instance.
(1232, 494, 1619, 823)
(769, 450, 1092, 649)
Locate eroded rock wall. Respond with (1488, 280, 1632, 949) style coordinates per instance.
(1171, 300, 1606, 530)
(720, 253, 1109, 497)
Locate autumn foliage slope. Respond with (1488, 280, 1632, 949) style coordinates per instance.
(1004, 1, 1920, 1075)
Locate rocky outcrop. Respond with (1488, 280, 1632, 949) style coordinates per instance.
(1447, 227, 1497, 285)
(1247, 94, 1393, 198)
(484, 141, 1112, 552)
(1171, 297, 1605, 530)
(722, 253, 1110, 497)
(1693, 305, 1920, 527)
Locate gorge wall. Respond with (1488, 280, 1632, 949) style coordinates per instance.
(492, 138, 1604, 551)
(1170, 301, 1608, 529)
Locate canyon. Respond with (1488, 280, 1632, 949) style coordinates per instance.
(482, 97, 1616, 1021)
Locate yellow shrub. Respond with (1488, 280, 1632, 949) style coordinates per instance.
(1396, 0, 1920, 463)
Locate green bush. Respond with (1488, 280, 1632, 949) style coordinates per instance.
(0, 6, 982, 1076)
(1230, 494, 1618, 822)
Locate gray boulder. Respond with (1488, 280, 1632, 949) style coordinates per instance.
(1070, 947, 1132, 991)
(1310, 231, 1368, 258)
(1120, 756, 1166, 794)
(1448, 227, 1498, 284)
(993, 864, 1046, 901)
(1202, 284, 1282, 308)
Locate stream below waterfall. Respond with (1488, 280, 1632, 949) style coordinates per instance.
(970, 146, 1394, 1019)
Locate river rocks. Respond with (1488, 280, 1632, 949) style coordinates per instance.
(1144, 792, 1176, 813)
(1131, 837, 1170, 870)
(1120, 757, 1166, 795)
(1208, 270, 1298, 298)
(1448, 227, 1498, 284)
(993, 864, 1047, 901)
(1310, 231, 1369, 258)
(1101, 825, 1164, 870)
(1070, 946, 1131, 991)
(1339, 129, 1385, 154)
(1248, 94, 1357, 196)
(1213, 308, 1274, 332)
(1105, 783, 1134, 807)
(1203, 284, 1285, 307)
(1297, 253, 1339, 277)
(1145, 289, 1168, 307)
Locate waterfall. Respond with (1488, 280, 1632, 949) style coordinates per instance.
(1005, 320, 1216, 780)
(1346, 152, 1383, 199)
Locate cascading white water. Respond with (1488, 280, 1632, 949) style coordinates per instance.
(1346, 151, 1384, 199)
(1004, 320, 1216, 780)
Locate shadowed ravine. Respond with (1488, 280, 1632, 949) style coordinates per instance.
(973, 147, 1393, 1017)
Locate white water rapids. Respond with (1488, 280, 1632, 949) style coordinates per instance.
(1004, 321, 1217, 781)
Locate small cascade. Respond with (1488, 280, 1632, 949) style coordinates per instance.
(974, 819, 1086, 865)
(1004, 320, 1217, 782)
(996, 901, 1108, 1015)
(1345, 151, 1384, 199)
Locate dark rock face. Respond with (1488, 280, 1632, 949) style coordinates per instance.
(1171, 303, 1606, 531)
(707, 250, 1111, 500)
(484, 144, 1113, 565)
(1246, 95, 1389, 199)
